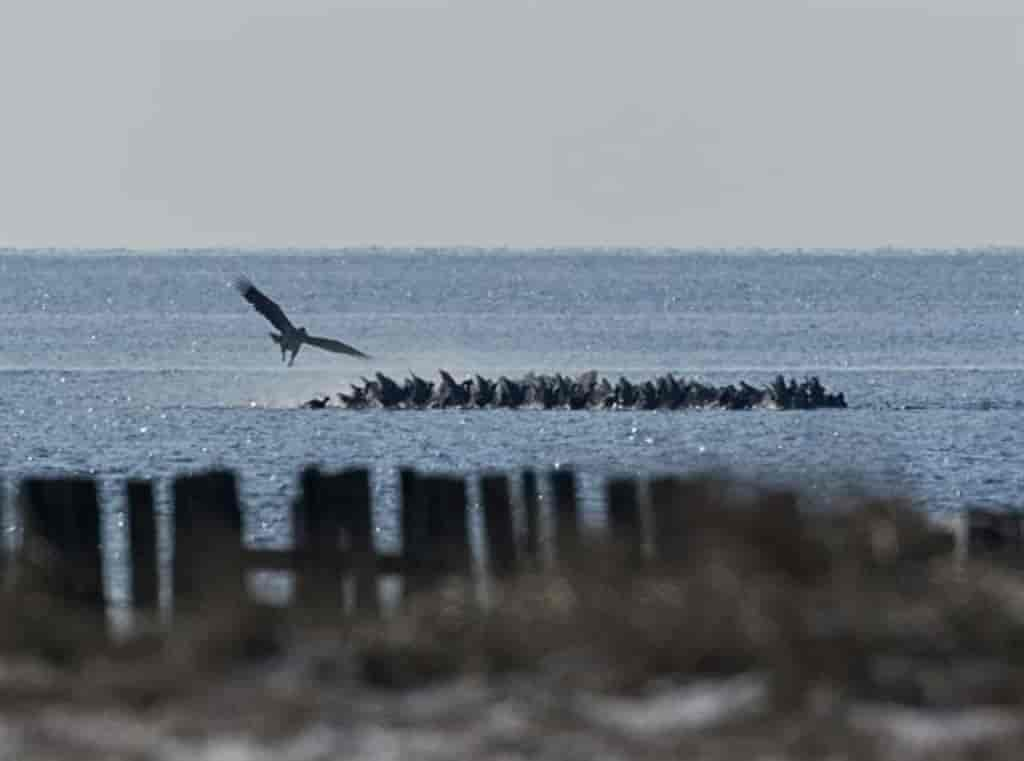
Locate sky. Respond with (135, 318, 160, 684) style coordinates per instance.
(0, 0, 1022, 250)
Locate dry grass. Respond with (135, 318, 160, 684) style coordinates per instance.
(357, 504, 1024, 707)
(2, 476, 1024, 758)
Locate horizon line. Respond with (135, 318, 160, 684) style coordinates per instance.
(2, 244, 1024, 255)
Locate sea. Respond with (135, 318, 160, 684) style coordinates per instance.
(3, 249, 1024, 602)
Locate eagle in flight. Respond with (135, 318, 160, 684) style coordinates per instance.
(234, 277, 371, 366)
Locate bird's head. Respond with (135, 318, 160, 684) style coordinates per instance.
(298, 327, 308, 336)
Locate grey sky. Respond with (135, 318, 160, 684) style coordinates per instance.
(1, 0, 1021, 249)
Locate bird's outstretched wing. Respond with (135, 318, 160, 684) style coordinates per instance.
(234, 277, 295, 333)
(304, 334, 371, 359)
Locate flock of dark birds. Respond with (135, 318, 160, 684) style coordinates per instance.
(233, 277, 848, 412)
(301, 371, 847, 411)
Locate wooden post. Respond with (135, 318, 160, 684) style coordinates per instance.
(400, 468, 430, 600)
(293, 467, 345, 610)
(423, 475, 471, 577)
(520, 470, 541, 568)
(338, 468, 378, 616)
(0, 477, 6, 590)
(172, 470, 245, 611)
(649, 477, 685, 563)
(482, 474, 517, 579)
(20, 477, 106, 619)
(551, 469, 580, 570)
(606, 477, 643, 565)
(126, 480, 158, 613)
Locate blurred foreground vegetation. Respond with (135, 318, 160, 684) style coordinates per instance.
(2, 475, 1024, 759)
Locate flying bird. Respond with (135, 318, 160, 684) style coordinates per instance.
(234, 277, 371, 366)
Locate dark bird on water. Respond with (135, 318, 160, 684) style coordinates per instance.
(234, 277, 371, 366)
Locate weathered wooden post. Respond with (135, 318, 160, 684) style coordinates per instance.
(294, 466, 378, 615)
(294, 467, 345, 611)
(0, 477, 6, 589)
(338, 468, 378, 615)
(481, 474, 517, 579)
(606, 477, 643, 566)
(19, 477, 106, 629)
(172, 470, 245, 613)
(126, 480, 159, 613)
(520, 470, 541, 568)
(400, 472, 472, 597)
(649, 477, 685, 563)
(425, 475, 472, 577)
(400, 468, 429, 600)
(551, 469, 581, 571)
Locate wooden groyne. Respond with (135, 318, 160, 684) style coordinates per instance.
(2, 467, 1021, 635)
(309, 371, 848, 410)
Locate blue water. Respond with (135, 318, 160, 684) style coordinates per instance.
(3, 249, 1024, 582)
